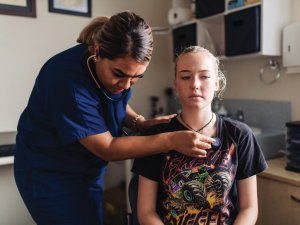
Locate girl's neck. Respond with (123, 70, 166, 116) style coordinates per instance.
(179, 108, 217, 136)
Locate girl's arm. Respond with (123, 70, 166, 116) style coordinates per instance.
(234, 175, 258, 225)
(137, 175, 164, 225)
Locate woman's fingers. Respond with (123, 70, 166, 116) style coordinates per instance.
(155, 114, 177, 121)
(189, 148, 208, 158)
(171, 131, 216, 157)
(140, 114, 177, 131)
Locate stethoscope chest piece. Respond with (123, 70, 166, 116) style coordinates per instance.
(212, 137, 221, 150)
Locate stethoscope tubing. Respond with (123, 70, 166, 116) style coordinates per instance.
(86, 54, 130, 135)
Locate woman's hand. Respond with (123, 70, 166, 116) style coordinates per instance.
(168, 130, 215, 157)
(137, 114, 177, 132)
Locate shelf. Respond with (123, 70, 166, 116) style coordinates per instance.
(225, 2, 261, 14)
(219, 52, 276, 61)
(200, 2, 261, 18)
(152, 27, 171, 35)
(199, 13, 224, 24)
(172, 0, 290, 60)
(201, 0, 290, 58)
(259, 157, 300, 187)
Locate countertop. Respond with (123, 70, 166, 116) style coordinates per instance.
(0, 131, 16, 166)
(0, 156, 14, 166)
(259, 157, 300, 187)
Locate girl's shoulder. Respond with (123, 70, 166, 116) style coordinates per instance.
(142, 116, 182, 136)
(218, 115, 253, 137)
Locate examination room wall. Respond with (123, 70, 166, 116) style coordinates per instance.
(222, 0, 300, 121)
(3, 0, 300, 132)
(0, 0, 173, 132)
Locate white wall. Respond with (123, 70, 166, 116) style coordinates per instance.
(223, 0, 300, 121)
(0, 0, 173, 132)
(3, 0, 299, 131)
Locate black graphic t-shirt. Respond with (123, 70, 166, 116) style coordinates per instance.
(132, 115, 268, 225)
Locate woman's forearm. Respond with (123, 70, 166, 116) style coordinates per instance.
(80, 131, 172, 161)
(110, 129, 214, 159)
(105, 132, 172, 160)
(80, 129, 212, 161)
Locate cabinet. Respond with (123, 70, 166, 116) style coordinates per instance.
(0, 163, 35, 225)
(0, 131, 35, 225)
(194, 0, 291, 58)
(256, 158, 300, 225)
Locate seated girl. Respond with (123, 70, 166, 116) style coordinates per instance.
(131, 46, 268, 225)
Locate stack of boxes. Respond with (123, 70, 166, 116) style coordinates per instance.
(286, 121, 300, 172)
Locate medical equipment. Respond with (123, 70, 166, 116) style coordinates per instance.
(86, 55, 131, 136)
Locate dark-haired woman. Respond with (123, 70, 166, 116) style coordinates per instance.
(14, 11, 214, 225)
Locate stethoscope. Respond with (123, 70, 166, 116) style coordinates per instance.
(86, 54, 130, 136)
(177, 113, 221, 150)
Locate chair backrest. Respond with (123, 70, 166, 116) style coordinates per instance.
(128, 174, 140, 225)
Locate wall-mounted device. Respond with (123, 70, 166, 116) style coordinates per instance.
(283, 22, 300, 74)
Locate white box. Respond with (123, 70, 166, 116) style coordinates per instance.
(283, 22, 300, 74)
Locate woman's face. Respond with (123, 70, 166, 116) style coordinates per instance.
(174, 52, 219, 110)
(95, 56, 149, 94)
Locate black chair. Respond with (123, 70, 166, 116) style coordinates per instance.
(127, 174, 140, 225)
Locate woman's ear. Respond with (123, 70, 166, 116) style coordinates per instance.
(173, 79, 177, 94)
(172, 80, 180, 101)
(94, 43, 100, 56)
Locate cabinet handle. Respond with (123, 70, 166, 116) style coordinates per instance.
(290, 195, 300, 204)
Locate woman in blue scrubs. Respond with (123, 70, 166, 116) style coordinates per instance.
(13, 11, 215, 225)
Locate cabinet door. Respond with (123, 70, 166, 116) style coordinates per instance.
(257, 177, 300, 225)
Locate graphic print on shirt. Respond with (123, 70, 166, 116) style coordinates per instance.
(161, 144, 237, 225)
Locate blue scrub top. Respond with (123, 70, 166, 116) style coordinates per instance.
(14, 44, 132, 198)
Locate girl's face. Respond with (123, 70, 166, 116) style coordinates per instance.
(174, 52, 219, 110)
(95, 56, 149, 94)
